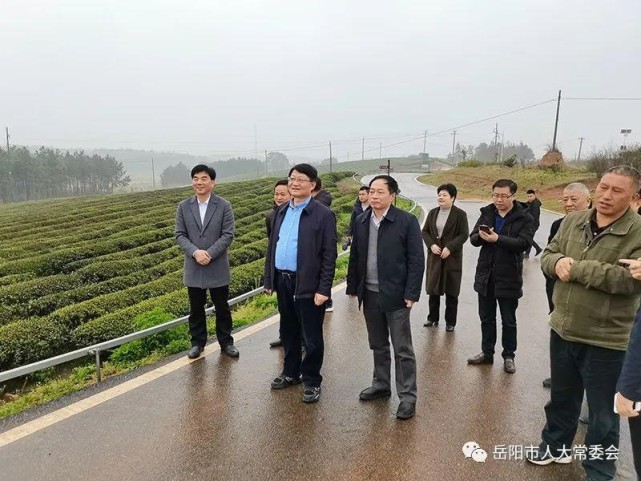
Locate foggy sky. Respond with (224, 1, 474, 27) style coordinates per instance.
(1, 0, 640, 162)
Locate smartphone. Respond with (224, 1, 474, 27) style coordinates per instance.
(613, 393, 641, 414)
(479, 225, 492, 234)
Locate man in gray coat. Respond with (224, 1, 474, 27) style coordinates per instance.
(175, 164, 239, 359)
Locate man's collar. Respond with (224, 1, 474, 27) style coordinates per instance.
(290, 196, 312, 209)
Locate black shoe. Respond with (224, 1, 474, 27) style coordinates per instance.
(396, 401, 415, 420)
(467, 352, 493, 365)
(271, 373, 302, 389)
(445, 325, 455, 332)
(325, 299, 333, 312)
(222, 344, 239, 358)
(359, 386, 392, 401)
(302, 385, 321, 403)
(504, 358, 516, 373)
(269, 338, 283, 348)
(423, 320, 439, 327)
(526, 447, 572, 465)
(542, 377, 551, 388)
(187, 345, 204, 359)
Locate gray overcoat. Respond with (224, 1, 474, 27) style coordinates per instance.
(175, 193, 235, 289)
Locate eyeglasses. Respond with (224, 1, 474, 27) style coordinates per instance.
(288, 176, 311, 184)
(491, 194, 512, 200)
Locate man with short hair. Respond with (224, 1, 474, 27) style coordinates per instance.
(527, 166, 641, 481)
(467, 179, 534, 374)
(175, 164, 239, 359)
(347, 175, 424, 420)
(524, 189, 543, 257)
(311, 176, 333, 207)
(344, 186, 370, 250)
(264, 164, 337, 403)
(266, 179, 291, 349)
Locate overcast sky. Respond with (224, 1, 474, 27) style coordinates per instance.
(1, 0, 640, 161)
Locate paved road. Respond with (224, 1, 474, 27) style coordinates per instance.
(0, 173, 635, 481)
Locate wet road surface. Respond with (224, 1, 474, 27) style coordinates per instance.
(0, 173, 635, 481)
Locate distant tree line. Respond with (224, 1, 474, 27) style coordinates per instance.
(447, 141, 535, 164)
(160, 152, 290, 187)
(0, 146, 131, 203)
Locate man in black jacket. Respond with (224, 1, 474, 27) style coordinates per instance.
(265, 179, 290, 348)
(467, 179, 534, 374)
(343, 186, 370, 250)
(264, 164, 337, 404)
(346, 175, 425, 420)
(524, 189, 543, 257)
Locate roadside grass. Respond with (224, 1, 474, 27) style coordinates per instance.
(419, 165, 598, 213)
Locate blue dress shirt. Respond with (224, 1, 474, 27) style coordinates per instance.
(275, 197, 311, 272)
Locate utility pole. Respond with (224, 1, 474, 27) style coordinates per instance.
(493, 123, 500, 162)
(361, 137, 365, 161)
(379, 142, 382, 160)
(151, 157, 156, 189)
(451, 130, 457, 164)
(329, 141, 333, 173)
(552, 90, 562, 151)
(5, 127, 9, 158)
(423, 130, 427, 153)
(265, 149, 268, 176)
(577, 137, 585, 162)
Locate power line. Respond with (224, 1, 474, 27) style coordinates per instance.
(564, 97, 641, 101)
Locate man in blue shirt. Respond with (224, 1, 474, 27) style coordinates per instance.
(264, 164, 337, 403)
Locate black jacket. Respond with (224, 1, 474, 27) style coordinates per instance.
(617, 307, 641, 401)
(544, 217, 564, 313)
(470, 201, 534, 299)
(348, 198, 369, 236)
(264, 200, 337, 298)
(265, 204, 278, 238)
(346, 205, 425, 312)
(313, 190, 333, 207)
(525, 198, 542, 230)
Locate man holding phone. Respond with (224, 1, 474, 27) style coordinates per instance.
(467, 179, 534, 373)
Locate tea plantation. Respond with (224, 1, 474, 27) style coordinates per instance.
(0, 172, 359, 371)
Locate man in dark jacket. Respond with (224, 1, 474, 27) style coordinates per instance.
(344, 186, 370, 249)
(616, 258, 641, 481)
(311, 177, 333, 207)
(346, 175, 425, 420)
(523, 189, 543, 257)
(264, 164, 337, 404)
(265, 179, 290, 239)
(467, 179, 534, 374)
(266, 179, 290, 348)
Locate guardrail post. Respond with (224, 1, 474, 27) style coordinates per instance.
(90, 349, 102, 382)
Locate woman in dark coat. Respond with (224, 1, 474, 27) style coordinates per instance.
(421, 183, 469, 331)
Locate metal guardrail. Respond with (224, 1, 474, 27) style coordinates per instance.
(0, 251, 353, 385)
(0, 178, 420, 386)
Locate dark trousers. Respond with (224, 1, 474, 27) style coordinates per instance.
(630, 415, 641, 481)
(428, 294, 459, 326)
(478, 280, 518, 359)
(275, 271, 325, 387)
(362, 289, 417, 403)
(541, 330, 624, 481)
(187, 285, 234, 348)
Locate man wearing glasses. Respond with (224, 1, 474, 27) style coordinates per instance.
(264, 164, 337, 403)
(467, 179, 534, 373)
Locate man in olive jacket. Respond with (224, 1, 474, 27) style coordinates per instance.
(467, 179, 534, 374)
(347, 175, 424, 420)
(527, 166, 641, 481)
